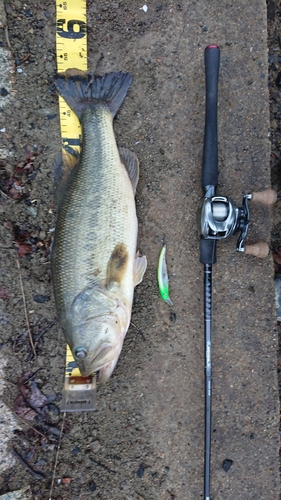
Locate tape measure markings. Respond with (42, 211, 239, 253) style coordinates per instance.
(56, 0, 87, 157)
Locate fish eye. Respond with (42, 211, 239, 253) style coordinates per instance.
(74, 347, 87, 359)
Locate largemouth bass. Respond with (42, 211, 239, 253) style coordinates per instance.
(51, 70, 147, 382)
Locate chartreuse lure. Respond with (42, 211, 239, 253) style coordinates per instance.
(158, 245, 173, 306)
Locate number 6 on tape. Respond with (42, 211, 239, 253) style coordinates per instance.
(56, 0, 87, 159)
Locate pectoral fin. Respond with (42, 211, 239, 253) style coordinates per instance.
(106, 243, 129, 289)
(118, 147, 139, 194)
(133, 252, 147, 286)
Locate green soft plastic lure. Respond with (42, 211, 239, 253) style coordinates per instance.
(158, 244, 173, 306)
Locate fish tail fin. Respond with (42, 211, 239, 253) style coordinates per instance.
(54, 69, 132, 119)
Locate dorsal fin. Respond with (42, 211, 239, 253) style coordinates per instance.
(53, 150, 79, 206)
(118, 147, 139, 194)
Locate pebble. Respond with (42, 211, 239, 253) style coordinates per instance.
(170, 312, 177, 323)
(136, 464, 145, 478)
(33, 295, 50, 304)
(268, 53, 275, 63)
(25, 205, 37, 217)
(39, 230, 46, 240)
(222, 459, 233, 472)
(36, 20, 45, 29)
(89, 482, 97, 492)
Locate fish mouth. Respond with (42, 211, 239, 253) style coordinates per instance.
(97, 340, 124, 382)
(98, 361, 117, 383)
(86, 343, 123, 384)
(76, 342, 119, 379)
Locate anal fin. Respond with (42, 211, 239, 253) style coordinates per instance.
(133, 252, 147, 286)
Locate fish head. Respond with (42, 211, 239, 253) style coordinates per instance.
(67, 286, 131, 382)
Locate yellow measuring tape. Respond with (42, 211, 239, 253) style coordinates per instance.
(56, 0, 87, 159)
(56, 1, 96, 412)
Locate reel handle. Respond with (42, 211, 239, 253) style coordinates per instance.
(244, 242, 269, 258)
(251, 189, 277, 206)
(202, 45, 220, 192)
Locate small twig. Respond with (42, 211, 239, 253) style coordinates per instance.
(21, 53, 30, 64)
(22, 368, 42, 385)
(13, 447, 46, 480)
(49, 412, 66, 500)
(16, 415, 48, 440)
(130, 321, 146, 341)
(89, 457, 116, 474)
(5, 26, 11, 49)
(35, 319, 57, 344)
(16, 258, 36, 357)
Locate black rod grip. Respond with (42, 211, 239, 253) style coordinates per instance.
(202, 45, 220, 192)
(200, 238, 217, 265)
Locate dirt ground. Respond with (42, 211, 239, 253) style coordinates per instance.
(0, 1, 280, 499)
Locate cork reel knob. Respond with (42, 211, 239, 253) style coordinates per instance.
(244, 242, 269, 258)
(251, 189, 277, 206)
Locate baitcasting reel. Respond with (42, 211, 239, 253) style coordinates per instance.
(198, 188, 277, 258)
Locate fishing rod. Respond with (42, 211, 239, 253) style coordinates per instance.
(198, 44, 276, 500)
